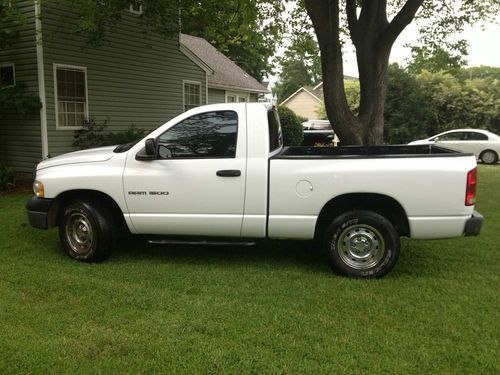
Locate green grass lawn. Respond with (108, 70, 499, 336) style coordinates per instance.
(1, 166, 499, 374)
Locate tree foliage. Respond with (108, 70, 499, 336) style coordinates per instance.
(383, 65, 500, 144)
(0, 1, 25, 49)
(383, 64, 433, 143)
(408, 1, 499, 72)
(274, 33, 322, 103)
(458, 66, 500, 81)
(0, 84, 41, 114)
(417, 70, 500, 135)
(407, 46, 467, 77)
(181, 0, 285, 80)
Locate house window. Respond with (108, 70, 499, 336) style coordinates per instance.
(158, 111, 238, 159)
(129, 3, 143, 15)
(54, 65, 88, 128)
(183, 81, 201, 111)
(226, 92, 248, 103)
(0, 63, 15, 88)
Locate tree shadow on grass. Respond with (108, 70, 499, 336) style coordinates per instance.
(113, 236, 332, 274)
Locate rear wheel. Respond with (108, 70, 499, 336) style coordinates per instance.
(480, 150, 498, 165)
(324, 210, 400, 278)
(59, 200, 114, 262)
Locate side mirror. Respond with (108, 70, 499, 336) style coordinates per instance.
(135, 138, 157, 161)
(433, 137, 439, 143)
(145, 138, 156, 156)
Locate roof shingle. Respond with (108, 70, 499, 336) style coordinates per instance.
(180, 34, 269, 93)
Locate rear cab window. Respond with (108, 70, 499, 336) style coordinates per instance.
(268, 108, 283, 153)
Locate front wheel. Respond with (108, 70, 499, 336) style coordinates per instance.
(324, 210, 400, 278)
(59, 200, 114, 262)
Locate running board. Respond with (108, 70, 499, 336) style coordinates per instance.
(148, 239, 257, 247)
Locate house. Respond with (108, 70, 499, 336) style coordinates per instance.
(0, 2, 268, 172)
(180, 34, 269, 104)
(281, 79, 357, 120)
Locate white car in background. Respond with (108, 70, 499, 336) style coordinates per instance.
(409, 129, 500, 164)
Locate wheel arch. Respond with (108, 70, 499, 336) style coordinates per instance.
(48, 189, 129, 235)
(314, 193, 409, 239)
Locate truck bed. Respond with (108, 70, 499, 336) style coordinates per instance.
(275, 144, 465, 159)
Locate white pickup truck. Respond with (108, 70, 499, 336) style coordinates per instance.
(27, 103, 483, 278)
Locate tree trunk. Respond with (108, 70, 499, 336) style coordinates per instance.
(305, 0, 424, 145)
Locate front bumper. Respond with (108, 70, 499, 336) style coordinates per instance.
(26, 196, 54, 229)
(464, 210, 483, 236)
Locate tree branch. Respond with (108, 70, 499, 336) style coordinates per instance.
(383, 0, 424, 46)
(304, 0, 330, 48)
(346, 0, 358, 45)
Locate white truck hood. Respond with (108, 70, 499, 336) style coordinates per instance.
(37, 146, 117, 170)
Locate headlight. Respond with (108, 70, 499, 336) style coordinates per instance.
(33, 180, 45, 198)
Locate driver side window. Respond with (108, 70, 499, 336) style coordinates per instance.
(157, 111, 238, 159)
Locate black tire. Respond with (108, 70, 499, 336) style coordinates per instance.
(59, 200, 115, 262)
(480, 150, 498, 165)
(324, 210, 400, 278)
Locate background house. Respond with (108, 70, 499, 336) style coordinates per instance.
(281, 79, 357, 120)
(0, 2, 268, 172)
(180, 34, 268, 104)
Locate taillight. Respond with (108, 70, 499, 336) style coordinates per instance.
(465, 168, 477, 206)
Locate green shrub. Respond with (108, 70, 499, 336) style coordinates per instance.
(73, 118, 109, 150)
(0, 164, 16, 191)
(107, 125, 146, 145)
(278, 105, 304, 146)
(73, 119, 146, 150)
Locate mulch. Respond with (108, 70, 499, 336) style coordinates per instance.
(0, 173, 33, 196)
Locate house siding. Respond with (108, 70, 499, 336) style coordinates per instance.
(249, 93, 259, 102)
(208, 88, 225, 104)
(0, 1, 41, 172)
(41, 4, 206, 156)
(283, 91, 322, 120)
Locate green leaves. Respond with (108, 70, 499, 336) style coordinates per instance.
(384, 64, 500, 144)
(181, 0, 286, 80)
(0, 84, 41, 115)
(0, 0, 25, 49)
(274, 33, 322, 103)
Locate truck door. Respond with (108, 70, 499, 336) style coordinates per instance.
(123, 109, 247, 237)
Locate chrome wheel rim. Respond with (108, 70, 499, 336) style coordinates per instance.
(65, 212, 93, 254)
(336, 224, 385, 270)
(482, 151, 496, 164)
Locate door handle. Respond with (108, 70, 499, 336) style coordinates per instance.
(216, 169, 241, 177)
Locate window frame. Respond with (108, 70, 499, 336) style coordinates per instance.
(225, 91, 249, 103)
(53, 63, 89, 130)
(0, 62, 16, 88)
(183, 80, 202, 112)
(128, 3, 143, 14)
